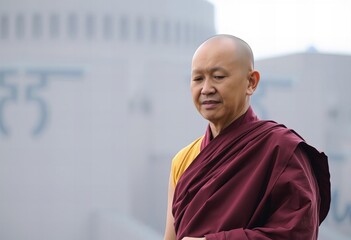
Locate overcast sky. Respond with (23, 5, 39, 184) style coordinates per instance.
(207, 0, 351, 59)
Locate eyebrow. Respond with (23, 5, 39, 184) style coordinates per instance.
(192, 66, 227, 75)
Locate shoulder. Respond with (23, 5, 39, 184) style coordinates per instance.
(171, 136, 204, 187)
(252, 120, 305, 169)
(173, 136, 203, 161)
(259, 120, 304, 146)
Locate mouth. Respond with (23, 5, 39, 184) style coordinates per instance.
(202, 100, 220, 104)
(201, 100, 221, 109)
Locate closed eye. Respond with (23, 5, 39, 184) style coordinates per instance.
(192, 76, 203, 81)
(213, 75, 225, 80)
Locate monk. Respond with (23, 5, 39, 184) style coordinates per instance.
(164, 35, 331, 240)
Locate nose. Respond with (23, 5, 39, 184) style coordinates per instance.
(201, 78, 215, 95)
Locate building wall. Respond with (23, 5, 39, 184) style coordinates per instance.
(0, 0, 214, 239)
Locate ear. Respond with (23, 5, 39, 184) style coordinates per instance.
(246, 70, 260, 96)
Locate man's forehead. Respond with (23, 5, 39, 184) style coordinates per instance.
(192, 47, 237, 68)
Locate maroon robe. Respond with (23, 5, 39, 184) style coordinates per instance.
(172, 107, 330, 240)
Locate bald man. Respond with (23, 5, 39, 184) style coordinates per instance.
(164, 35, 330, 240)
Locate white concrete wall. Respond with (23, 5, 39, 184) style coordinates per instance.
(0, 0, 215, 239)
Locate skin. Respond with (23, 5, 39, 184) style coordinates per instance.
(164, 35, 260, 240)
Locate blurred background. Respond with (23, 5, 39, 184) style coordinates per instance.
(0, 0, 350, 239)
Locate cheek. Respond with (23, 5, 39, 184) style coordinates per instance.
(190, 86, 200, 101)
(225, 89, 246, 107)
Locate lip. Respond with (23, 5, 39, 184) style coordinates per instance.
(202, 100, 220, 104)
(201, 100, 220, 109)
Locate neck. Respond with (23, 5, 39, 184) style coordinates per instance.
(209, 106, 249, 138)
(209, 121, 236, 138)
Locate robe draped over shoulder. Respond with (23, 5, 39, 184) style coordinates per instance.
(172, 107, 331, 240)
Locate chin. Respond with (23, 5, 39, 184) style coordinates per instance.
(201, 114, 217, 123)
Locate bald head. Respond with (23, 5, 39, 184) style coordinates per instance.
(193, 34, 255, 70)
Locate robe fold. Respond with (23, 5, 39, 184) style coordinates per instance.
(172, 107, 330, 240)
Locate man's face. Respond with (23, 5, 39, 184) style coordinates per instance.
(191, 39, 252, 129)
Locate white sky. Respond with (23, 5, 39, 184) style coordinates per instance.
(207, 0, 351, 59)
